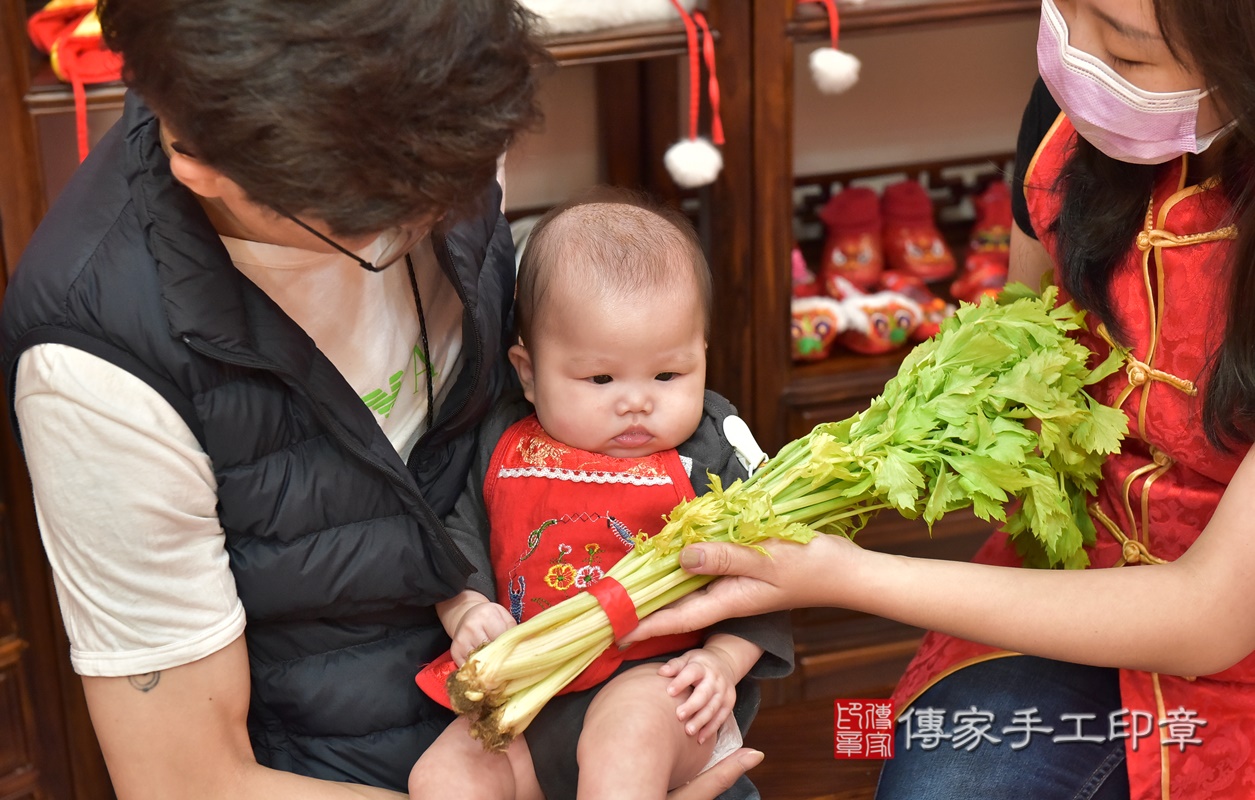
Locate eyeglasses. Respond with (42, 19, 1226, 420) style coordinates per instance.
(276, 210, 428, 273)
(167, 140, 426, 272)
(278, 207, 437, 435)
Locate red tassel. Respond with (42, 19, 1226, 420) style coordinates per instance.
(799, 0, 841, 50)
(693, 11, 724, 146)
(26, 3, 93, 54)
(44, 10, 124, 162)
(671, 0, 702, 142)
(664, 1, 724, 187)
(70, 69, 89, 162)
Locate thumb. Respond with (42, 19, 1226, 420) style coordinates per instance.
(679, 542, 764, 577)
(665, 748, 764, 800)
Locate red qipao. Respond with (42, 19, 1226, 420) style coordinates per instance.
(891, 115, 1254, 799)
(485, 415, 703, 694)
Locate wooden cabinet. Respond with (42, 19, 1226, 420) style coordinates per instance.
(736, 3, 1038, 797)
(747, 0, 1040, 450)
(0, 245, 51, 800)
(512, 6, 760, 416)
(746, 0, 1041, 699)
(0, 3, 117, 798)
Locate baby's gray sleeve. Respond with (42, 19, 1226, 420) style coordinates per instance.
(441, 393, 533, 600)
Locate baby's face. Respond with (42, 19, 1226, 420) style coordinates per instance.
(517, 285, 707, 458)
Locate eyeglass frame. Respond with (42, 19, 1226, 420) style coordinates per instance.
(273, 210, 428, 273)
(168, 139, 427, 273)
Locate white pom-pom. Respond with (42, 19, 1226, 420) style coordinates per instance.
(809, 47, 861, 94)
(664, 137, 723, 188)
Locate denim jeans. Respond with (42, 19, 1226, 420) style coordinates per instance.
(876, 655, 1130, 799)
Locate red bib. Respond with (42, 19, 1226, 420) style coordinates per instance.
(485, 415, 704, 693)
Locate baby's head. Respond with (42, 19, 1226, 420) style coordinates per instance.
(511, 188, 711, 458)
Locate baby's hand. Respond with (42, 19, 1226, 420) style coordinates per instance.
(451, 602, 515, 665)
(658, 647, 738, 744)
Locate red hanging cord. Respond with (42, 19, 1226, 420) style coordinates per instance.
(670, 0, 702, 142)
(798, 0, 840, 49)
(46, 11, 124, 162)
(692, 11, 724, 146)
(50, 25, 91, 161)
(70, 68, 89, 161)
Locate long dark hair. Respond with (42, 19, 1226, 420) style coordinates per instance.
(1049, 0, 1255, 449)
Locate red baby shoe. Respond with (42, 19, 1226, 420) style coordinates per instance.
(969, 179, 1012, 258)
(791, 245, 822, 299)
(951, 251, 1009, 304)
(791, 296, 847, 361)
(881, 180, 956, 282)
(950, 180, 1012, 303)
(835, 289, 923, 356)
(879, 270, 954, 341)
(817, 186, 884, 292)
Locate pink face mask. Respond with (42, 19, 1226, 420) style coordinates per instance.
(1037, 0, 1229, 165)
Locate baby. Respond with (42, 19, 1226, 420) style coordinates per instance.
(410, 188, 791, 800)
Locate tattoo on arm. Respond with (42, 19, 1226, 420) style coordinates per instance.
(128, 672, 161, 692)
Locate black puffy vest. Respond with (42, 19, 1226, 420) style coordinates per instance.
(1, 94, 517, 790)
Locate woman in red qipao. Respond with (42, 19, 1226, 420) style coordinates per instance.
(626, 0, 1255, 797)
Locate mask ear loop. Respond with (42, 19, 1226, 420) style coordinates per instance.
(1196, 118, 1239, 149)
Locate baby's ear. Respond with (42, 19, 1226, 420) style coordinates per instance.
(508, 343, 536, 403)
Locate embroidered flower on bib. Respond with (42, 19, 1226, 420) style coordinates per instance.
(544, 563, 576, 591)
(574, 565, 604, 589)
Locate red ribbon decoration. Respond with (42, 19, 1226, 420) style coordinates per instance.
(585, 576, 639, 641)
(28, 5, 124, 162)
(693, 11, 725, 146)
(669, 0, 724, 146)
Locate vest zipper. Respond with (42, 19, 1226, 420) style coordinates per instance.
(180, 335, 474, 576)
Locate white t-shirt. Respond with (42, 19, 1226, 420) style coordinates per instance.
(13, 235, 464, 677)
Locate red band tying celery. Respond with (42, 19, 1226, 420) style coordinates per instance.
(586, 577, 638, 639)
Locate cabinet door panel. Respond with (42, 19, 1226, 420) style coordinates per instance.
(0, 652, 36, 784)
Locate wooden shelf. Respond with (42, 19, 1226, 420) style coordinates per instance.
(789, 350, 905, 400)
(543, 20, 717, 67)
(22, 17, 714, 114)
(789, 0, 1039, 42)
(24, 60, 125, 113)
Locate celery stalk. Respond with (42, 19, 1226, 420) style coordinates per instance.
(450, 286, 1127, 751)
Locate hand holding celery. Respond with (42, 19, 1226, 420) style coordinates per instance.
(449, 285, 1127, 751)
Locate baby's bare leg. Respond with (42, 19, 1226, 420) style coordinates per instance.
(409, 716, 544, 800)
(576, 663, 718, 800)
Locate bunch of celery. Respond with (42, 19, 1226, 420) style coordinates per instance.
(450, 285, 1127, 751)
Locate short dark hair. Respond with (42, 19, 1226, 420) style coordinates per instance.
(515, 186, 712, 343)
(100, 0, 547, 237)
